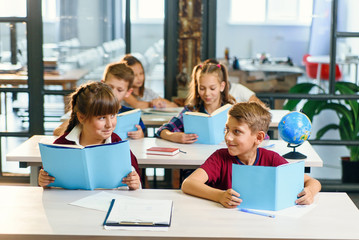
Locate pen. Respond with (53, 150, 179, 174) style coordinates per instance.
(179, 149, 187, 154)
(238, 208, 275, 218)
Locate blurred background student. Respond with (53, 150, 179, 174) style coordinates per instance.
(121, 54, 178, 109)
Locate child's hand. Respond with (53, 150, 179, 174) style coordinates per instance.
(173, 132, 198, 144)
(38, 169, 55, 187)
(151, 98, 166, 108)
(296, 187, 314, 205)
(219, 189, 242, 208)
(122, 171, 141, 190)
(127, 125, 144, 139)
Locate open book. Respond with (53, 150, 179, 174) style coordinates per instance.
(39, 141, 132, 190)
(103, 198, 173, 228)
(113, 109, 141, 139)
(232, 161, 304, 211)
(183, 104, 232, 144)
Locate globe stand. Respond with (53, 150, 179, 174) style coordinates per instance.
(282, 143, 307, 159)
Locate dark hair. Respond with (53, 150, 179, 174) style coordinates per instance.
(228, 102, 272, 134)
(121, 54, 145, 97)
(186, 61, 236, 111)
(66, 81, 119, 132)
(103, 62, 134, 89)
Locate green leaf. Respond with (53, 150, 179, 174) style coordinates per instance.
(316, 103, 353, 131)
(301, 100, 326, 121)
(316, 124, 339, 139)
(282, 83, 324, 111)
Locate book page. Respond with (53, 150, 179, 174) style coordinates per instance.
(184, 111, 209, 117)
(69, 191, 136, 212)
(211, 103, 232, 116)
(107, 198, 173, 225)
(117, 108, 141, 117)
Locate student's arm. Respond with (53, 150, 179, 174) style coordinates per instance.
(124, 94, 151, 109)
(38, 169, 55, 187)
(160, 129, 198, 144)
(122, 171, 141, 190)
(181, 168, 242, 208)
(151, 98, 178, 108)
(295, 174, 322, 205)
(53, 119, 69, 136)
(127, 125, 144, 139)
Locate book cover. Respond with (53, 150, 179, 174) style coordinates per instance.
(103, 198, 173, 228)
(146, 147, 179, 156)
(232, 161, 304, 211)
(113, 109, 141, 139)
(183, 104, 231, 144)
(39, 141, 132, 190)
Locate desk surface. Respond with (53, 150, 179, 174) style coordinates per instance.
(0, 69, 88, 89)
(0, 186, 358, 240)
(7, 135, 323, 168)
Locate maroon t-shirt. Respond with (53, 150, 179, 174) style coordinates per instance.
(54, 132, 141, 177)
(200, 148, 288, 190)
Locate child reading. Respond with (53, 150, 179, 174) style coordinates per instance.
(39, 82, 141, 190)
(156, 62, 236, 144)
(120, 54, 178, 109)
(181, 102, 321, 208)
(203, 58, 266, 106)
(53, 62, 146, 138)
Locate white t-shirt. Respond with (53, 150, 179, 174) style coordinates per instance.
(229, 82, 255, 102)
(122, 88, 160, 107)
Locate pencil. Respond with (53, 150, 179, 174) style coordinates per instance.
(238, 208, 275, 218)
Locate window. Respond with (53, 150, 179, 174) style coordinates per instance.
(0, 0, 26, 17)
(230, 0, 313, 26)
(130, 0, 164, 23)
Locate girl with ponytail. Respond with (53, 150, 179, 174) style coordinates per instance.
(156, 61, 236, 144)
(38, 81, 141, 190)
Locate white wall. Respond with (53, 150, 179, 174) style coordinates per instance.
(216, 0, 311, 66)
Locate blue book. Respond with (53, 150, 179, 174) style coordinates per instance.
(232, 161, 304, 211)
(39, 141, 132, 190)
(183, 104, 231, 144)
(113, 109, 141, 139)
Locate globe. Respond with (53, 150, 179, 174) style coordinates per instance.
(278, 111, 311, 145)
(278, 111, 312, 159)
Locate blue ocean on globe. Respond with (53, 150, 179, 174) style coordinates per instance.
(278, 111, 312, 145)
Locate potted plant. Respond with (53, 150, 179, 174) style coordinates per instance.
(283, 81, 359, 183)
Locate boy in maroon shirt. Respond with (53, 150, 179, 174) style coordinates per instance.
(181, 102, 321, 208)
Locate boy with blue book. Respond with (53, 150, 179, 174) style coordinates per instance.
(181, 102, 321, 208)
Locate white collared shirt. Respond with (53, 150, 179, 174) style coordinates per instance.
(65, 125, 112, 147)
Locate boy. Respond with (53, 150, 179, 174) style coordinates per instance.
(181, 102, 321, 208)
(53, 62, 146, 138)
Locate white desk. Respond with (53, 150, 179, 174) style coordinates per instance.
(6, 136, 323, 186)
(0, 186, 358, 240)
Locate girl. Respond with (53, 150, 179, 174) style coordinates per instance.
(156, 62, 236, 144)
(53, 62, 146, 139)
(39, 81, 141, 189)
(121, 54, 178, 109)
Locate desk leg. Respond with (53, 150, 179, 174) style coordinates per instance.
(30, 165, 39, 186)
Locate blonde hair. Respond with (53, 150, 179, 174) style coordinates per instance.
(103, 62, 134, 89)
(186, 62, 236, 111)
(120, 54, 145, 97)
(228, 102, 272, 134)
(66, 81, 119, 132)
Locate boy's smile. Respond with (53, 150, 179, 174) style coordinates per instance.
(225, 116, 260, 165)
